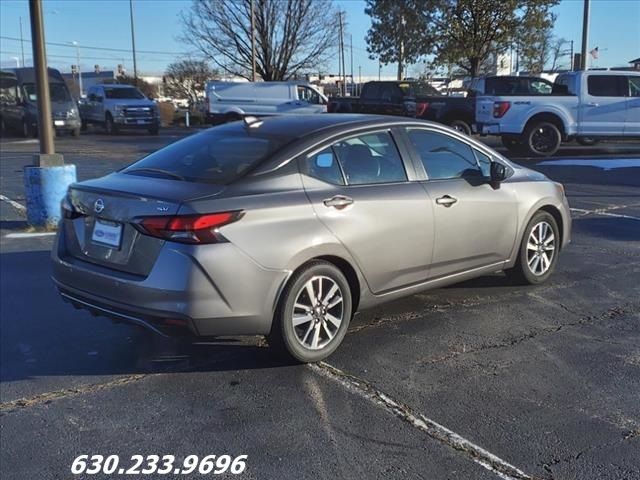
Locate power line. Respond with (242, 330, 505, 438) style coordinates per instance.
(0, 35, 189, 56)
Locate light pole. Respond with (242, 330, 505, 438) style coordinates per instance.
(71, 41, 83, 97)
(19, 16, 25, 67)
(580, 0, 590, 70)
(129, 0, 138, 83)
(250, 0, 257, 81)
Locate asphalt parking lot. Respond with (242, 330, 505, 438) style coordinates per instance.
(1, 129, 639, 480)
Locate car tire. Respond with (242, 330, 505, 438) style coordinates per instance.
(449, 119, 472, 136)
(506, 211, 560, 285)
(267, 260, 352, 363)
(501, 135, 526, 156)
(576, 136, 599, 146)
(22, 118, 36, 138)
(524, 121, 562, 157)
(104, 114, 118, 135)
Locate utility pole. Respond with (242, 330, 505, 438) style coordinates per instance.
(378, 59, 381, 81)
(129, 0, 138, 83)
(72, 41, 83, 97)
(358, 65, 361, 96)
(250, 0, 257, 81)
(338, 11, 346, 96)
(350, 34, 354, 96)
(398, 14, 406, 81)
(19, 16, 25, 67)
(580, 0, 590, 70)
(25, 0, 76, 229)
(570, 40, 574, 70)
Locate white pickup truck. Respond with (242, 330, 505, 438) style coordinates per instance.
(476, 70, 640, 156)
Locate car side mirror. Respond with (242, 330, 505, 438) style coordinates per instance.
(490, 162, 507, 184)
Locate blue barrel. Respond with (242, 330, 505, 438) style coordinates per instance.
(23, 164, 77, 229)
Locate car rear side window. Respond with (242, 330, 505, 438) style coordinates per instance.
(628, 76, 640, 97)
(123, 126, 287, 184)
(407, 129, 482, 180)
(301, 148, 345, 185)
(333, 132, 407, 185)
(587, 75, 626, 97)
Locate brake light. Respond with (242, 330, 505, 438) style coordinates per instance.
(135, 211, 242, 244)
(416, 102, 429, 117)
(493, 101, 511, 118)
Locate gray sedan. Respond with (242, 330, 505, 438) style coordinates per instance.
(52, 114, 571, 362)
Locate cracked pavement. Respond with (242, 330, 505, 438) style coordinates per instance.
(1, 131, 639, 479)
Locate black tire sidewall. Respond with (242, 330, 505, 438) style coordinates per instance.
(273, 262, 352, 363)
(516, 211, 560, 284)
(450, 120, 471, 136)
(525, 121, 561, 157)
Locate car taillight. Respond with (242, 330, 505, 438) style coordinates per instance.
(134, 211, 243, 244)
(493, 101, 511, 118)
(416, 102, 429, 117)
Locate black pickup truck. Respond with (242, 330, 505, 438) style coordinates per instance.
(327, 76, 557, 135)
(327, 81, 475, 134)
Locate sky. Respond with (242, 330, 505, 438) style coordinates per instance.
(1, 0, 638, 77)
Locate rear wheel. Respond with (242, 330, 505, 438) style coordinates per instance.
(267, 261, 352, 363)
(449, 119, 472, 136)
(524, 121, 562, 157)
(506, 211, 560, 285)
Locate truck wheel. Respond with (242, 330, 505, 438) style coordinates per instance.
(104, 114, 118, 135)
(576, 136, 599, 146)
(22, 119, 36, 138)
(524, 121, 561, 157)
(449, 120, 472, 136)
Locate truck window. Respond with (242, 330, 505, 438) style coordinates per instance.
(0, 76, 17, 104)
(380, 84, 403, 102)
(297, 85, 322, 104)
(529, 79, 553, 95)
(628, 76, 640, 97)
(587, 75, 626, 97)
(104, 87, 145, 99)
(361, 83, 381, 100)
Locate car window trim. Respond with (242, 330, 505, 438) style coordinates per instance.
(297, 145, 347, 186)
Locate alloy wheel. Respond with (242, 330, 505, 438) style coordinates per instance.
(291, 275, 343, 350)
(531, 125, 558, 154)
(526, 221, 555, 276)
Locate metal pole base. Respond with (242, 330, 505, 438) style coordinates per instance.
(23, 164, 77, 229)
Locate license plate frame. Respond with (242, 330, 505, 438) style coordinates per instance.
(91, 219, 123, 249)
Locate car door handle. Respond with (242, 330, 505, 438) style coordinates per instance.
(435, 195, 458, 207)
(587, 102, 599, 107)
(323, 195, 354, 209)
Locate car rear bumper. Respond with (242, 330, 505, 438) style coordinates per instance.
(51, 229, 290, 337)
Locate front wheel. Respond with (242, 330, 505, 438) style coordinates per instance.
(104, 114, 118, 135)
(267, 261, 352, 363)
(506, 211, 560, 285)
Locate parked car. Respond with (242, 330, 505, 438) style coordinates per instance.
(0, 67, 80, 137)
(79, 84, 160, 135)
(52, 114, 571, 362)
(205, 81, 328, 123)
(476, 70, 640, 156)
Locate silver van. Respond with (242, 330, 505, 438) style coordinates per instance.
(205, 81, 327, 123)
(0, 67, 80, 137)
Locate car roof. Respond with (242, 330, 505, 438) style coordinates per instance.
(233, 114, 419, 139)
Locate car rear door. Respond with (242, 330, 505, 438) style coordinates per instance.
(625, 75, 640, 136)
(402, 127, 518, 279)
(299, 128, 434, 294)
(579, 74, 627, 135)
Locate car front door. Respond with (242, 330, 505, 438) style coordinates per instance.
(579, 75, 627, 135)
(404, 127, 518, 279)
(625, 75, 640, 136)
(300, 129, 434, 294)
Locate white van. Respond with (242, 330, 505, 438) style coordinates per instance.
(205, 81, 328, 122)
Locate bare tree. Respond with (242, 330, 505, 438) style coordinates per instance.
(164, 59, 218, 107)
(180, 0, 339, 81)
(549, 37, 569, 71)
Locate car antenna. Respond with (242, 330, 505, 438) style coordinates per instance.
(243, 116, 263, 128)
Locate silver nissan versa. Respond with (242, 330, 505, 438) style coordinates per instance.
(52, 114, 571, 362)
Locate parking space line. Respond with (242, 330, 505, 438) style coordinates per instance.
(570, 207, 640, 221)
(310, 362, 533, 480)
(0, 194, 26, 213)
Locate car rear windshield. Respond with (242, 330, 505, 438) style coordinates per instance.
(122, 126, 288, 184)
(104, 87, 145, 99)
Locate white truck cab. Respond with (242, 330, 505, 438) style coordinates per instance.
(205, 81, 328, 123)
(476, 71, 640, 156)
